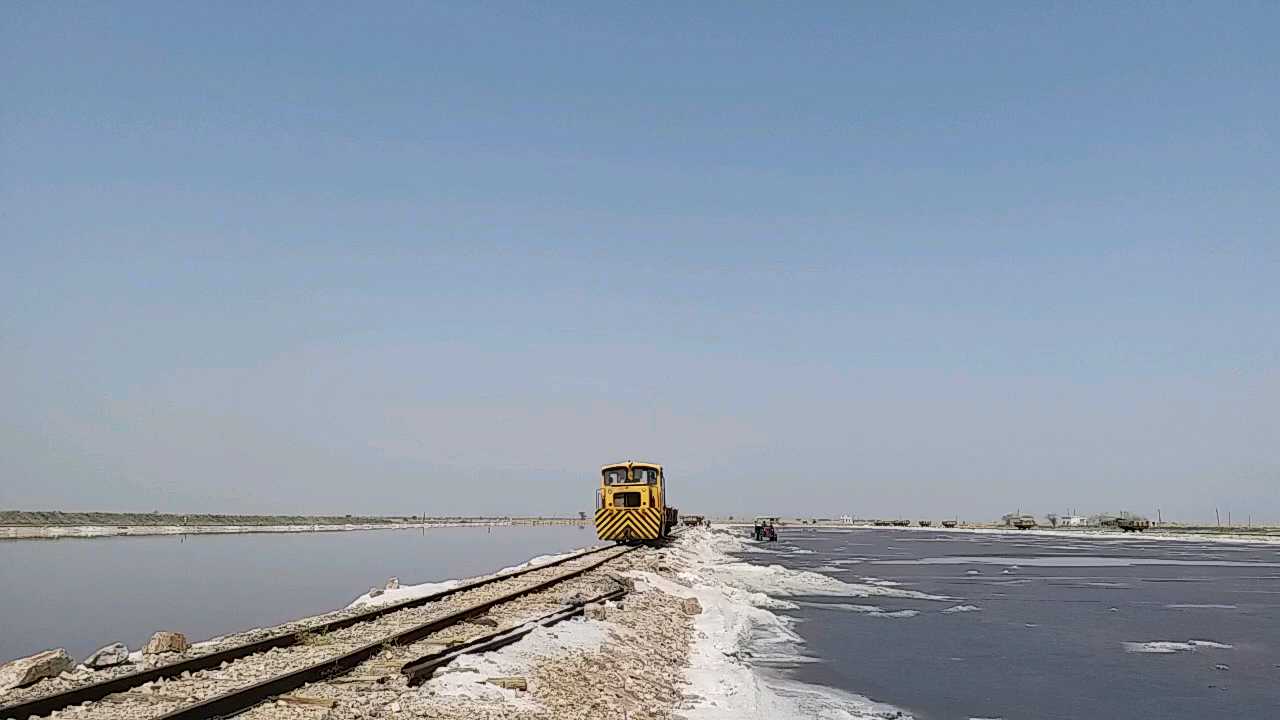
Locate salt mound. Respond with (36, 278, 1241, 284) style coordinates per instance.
(700, 561, 949, 601)
(658, 528, 915, 719)
(1122, 639, 1234, 654)
(798, 601, 919, 619)
(348, 579, 460, 608)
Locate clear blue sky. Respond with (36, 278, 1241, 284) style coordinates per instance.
(2, 2, 1277, 521)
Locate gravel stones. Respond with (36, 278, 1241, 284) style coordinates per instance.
(679, 597, 703, 615)
(144, 632, 190, 655)
(41, 548, 633, 720)
(333, 546, 694, 720)
(558, 590, 594, 606)
(607, 573, 636, 592)
(0, 648, 74, 690)
(83, 643, 131, 669)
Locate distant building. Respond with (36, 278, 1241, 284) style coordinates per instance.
(1061, 516, 1087, 527)
(838, 514, 853, 524)
(1002, 512, 1037, 529)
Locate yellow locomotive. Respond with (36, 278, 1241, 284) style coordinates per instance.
(594, 461, 678, 542)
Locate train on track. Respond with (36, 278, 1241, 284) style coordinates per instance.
(594, 460, 678, 542)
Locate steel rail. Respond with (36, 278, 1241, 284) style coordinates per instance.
(152, 545, 639, 720)
(0, 544, 616, 720)
(400, 586, 627, 684)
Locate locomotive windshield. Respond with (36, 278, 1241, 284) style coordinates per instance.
(602, 466, 659, 485)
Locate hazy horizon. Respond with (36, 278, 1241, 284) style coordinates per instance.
(3, 3, 1277, 524)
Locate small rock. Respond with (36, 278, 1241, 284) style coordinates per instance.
(386, 577, 400, 590)
(368, 587, 385, 598)
(84, 642, 131, 669)
(680, 597, 703, 616)
(583, 603, 608, 621)
(144, 631, 190, 655)
(466, 615, 500, 628)
(1214, 664, 1230, 671)
(560, 590, 594, 606)
(0, 648, 74, 690)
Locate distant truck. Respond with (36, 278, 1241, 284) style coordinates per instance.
(1011, 515, 1037, 530)
(752, 516, 779, 541)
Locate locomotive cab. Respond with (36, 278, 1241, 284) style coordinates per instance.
(594, 461, 677, 542)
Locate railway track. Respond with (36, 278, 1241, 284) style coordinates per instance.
(1, 543, 644, 720)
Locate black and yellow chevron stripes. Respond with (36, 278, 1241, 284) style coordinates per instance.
(595, 507, 664, 541)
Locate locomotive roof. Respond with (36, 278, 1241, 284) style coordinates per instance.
(600, 460, 663, 471)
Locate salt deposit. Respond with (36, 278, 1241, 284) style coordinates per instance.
(1122, 639, 1234, 654)
(701, 560, 949, 601)
(876, 555, 1280, 568)
(882, 524, 1280, 546)
(347, 548, 591, 608)
(660, 529, 912, 718)
(797, 601, 921, 619)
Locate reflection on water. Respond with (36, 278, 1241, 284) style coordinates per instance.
(0, 525, 594, 662)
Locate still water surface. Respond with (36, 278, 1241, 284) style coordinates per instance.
(0, 525, 596, 662)
(758, 529, 1280, 720)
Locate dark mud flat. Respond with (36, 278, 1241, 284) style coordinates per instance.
(755, 529, 1280, 720)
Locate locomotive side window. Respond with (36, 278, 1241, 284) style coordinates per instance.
(633, 467, 658, 484)
(603, 468, 626, 485)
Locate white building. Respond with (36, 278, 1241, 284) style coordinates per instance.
(838, 514, 853, 524)
(1060, 516, 1087, 526)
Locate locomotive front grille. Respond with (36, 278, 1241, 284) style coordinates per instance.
(594, 506, 663, 541)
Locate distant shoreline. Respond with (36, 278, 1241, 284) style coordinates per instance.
(0, 512, 583, 541)
(717, 521, 1280, 545)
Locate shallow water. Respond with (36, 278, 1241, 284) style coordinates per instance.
(744, 528, 1280, 719)
(0, 525, 596, 662)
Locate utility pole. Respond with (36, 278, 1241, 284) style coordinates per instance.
(1215, 508, 1220, 527)
(1157, 508, 1162, 525)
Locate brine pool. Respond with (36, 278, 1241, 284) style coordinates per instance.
(0, 525, 596, 663)
(741, 528, 1280, 719)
